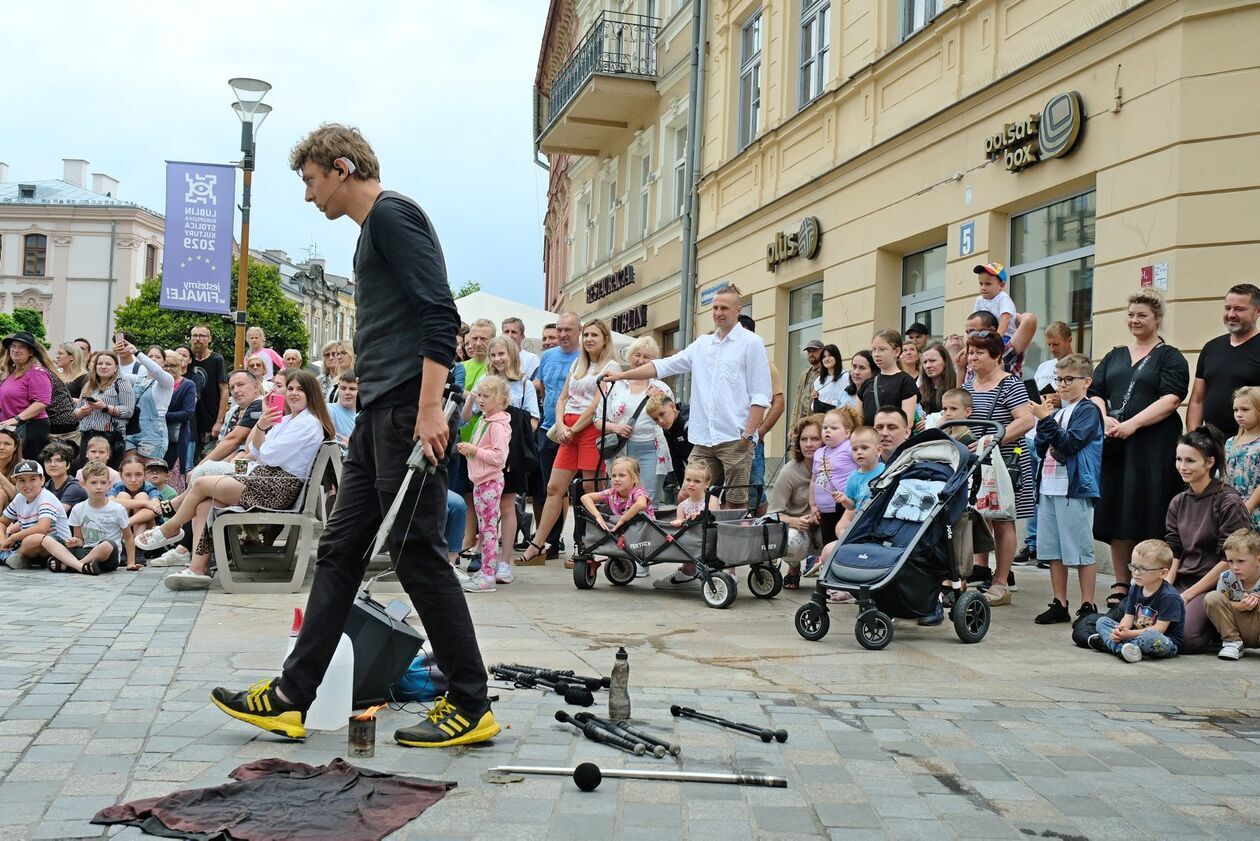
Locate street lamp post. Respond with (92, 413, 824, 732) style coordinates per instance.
(229, 77, 272, 368)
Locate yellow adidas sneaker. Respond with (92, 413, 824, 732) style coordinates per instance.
(210, 678, 306, 741)
(394, 696, 500, 748)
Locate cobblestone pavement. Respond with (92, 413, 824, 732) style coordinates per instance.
(2, 561, 1259, 840)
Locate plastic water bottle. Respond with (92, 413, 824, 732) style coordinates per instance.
(609, 647, 631, 722)
(286, 608, 354, 731)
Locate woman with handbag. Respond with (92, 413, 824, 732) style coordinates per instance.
(809, 344, 847, 413)
(1088, 288, 1189, 608)
(517, 319, 621, 566)
(0, 331, 58, 459)
(595, 336, 671, 504)
(964, 330, 1035, 606)
(74, 350, 135, 469)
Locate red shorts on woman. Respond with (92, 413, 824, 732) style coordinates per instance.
(552, 413, 602, 472)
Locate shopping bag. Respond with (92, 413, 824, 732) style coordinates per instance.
(975, 434, 1016, 521)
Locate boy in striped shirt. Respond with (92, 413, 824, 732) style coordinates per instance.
(0, 460, 71, 569)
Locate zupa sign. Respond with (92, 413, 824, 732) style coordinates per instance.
(766, 216, 822, 272)
(984, 91, 1084, 172)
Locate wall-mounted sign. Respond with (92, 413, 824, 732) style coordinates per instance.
(984, 91, 1084, 173)
(766, 216, 822, 272)
(611, 304, 649, 335)
(959, 221, 975, 257)
(1140, 261, 1169, 291)
(699, 281, 729, 307)
(586, 265, 635, 303)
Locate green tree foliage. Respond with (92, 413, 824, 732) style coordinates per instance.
(0, 309, 49, 346)
(114, 260, 309, 357)
(454, 279, 481, 299)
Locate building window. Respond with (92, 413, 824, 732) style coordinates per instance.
(603, 179, 618, 258)
(1009, 190, 1097, 371)
(799, 1, 829, 107)
(23, 234, 47, 277)
(901, 0, 943, 41)
(145, 244, 157, 279)
(576, 193, 593, 274)
(636, 154, 652, 242)
(786, 281, 825, 441)
(900, 244, 946, 343)
(738, 11, 763, 150)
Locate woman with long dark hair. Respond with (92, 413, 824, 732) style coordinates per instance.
(842, 350, 875, 411)
(918, 342, 957, 415)
(810, 344, 846, 412)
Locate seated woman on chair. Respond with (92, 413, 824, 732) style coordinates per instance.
(136, 369, 332, 591)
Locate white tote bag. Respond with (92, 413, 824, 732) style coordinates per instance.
(975, 434, 1016, 521)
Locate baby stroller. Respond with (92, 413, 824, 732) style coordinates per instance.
(569, 477, 788, 609)
(793, 420, 1001, 649)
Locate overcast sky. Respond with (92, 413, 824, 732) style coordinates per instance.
(5, 0, 550, 305)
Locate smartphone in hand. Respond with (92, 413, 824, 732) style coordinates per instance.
(266, 392, 285, 417)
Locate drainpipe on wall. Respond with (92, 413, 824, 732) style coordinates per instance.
(103, 221, 117, 344)
(677, 0, 708, 397)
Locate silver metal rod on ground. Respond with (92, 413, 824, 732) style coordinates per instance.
(491, 765, 787, 787)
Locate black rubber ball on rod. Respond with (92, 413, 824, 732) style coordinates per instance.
(574, 762, 602, 792)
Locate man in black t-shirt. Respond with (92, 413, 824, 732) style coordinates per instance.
(197, 370, 264, 466)
(1188, 284, 1260, 437)
(210, 124, 493, 750)
(189, 325, 229, 456)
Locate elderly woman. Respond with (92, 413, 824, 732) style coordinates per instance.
(596, 336, 672, 503)
(137, 370, 333, 590)
(517, 319, 621, 565)
(1088, 288, 1189, 608)
(767, 414, 824, 589)
(318, 340, 353, 403)
(0, 331, 59, 458)
(963, 330, 1035, 606)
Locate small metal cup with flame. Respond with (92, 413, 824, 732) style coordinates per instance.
(349, 705, 385, 758)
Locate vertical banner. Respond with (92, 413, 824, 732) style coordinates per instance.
(160, 161, 236, 314)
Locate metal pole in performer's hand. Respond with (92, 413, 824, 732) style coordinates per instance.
(209, 123, 498, 749)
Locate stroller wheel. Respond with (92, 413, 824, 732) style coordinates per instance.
(605, 557, 637, 586)
(701, 571, 738, 609)
(855, 610, 894, 650)
(572, 557, 597, 589)
(747, 564, 783, 599)
(794, 603, 830, 641)
(953, 590, 990, 643)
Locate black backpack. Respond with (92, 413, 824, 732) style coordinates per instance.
(504, 405, 538, 478)
(1072, 602, 1126, 648)
(116, 380, 142, 437)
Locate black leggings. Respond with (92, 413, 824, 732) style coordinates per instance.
(19, 418, 50, 460)
(819, 510, 843, 545)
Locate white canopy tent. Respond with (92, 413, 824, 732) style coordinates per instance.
(454, 290, 634, 360)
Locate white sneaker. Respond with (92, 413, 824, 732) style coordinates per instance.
(1120, 642, 1142, 663)
(494, 563, 513, 584)
(451, 564, 471, 583)
(1219, 641, 1244, 661)
(461, 572, 496, 593)
(164, 568, 212, 591)
(635, 562, 650, 578)
(652, 572, 701, 591)
(149, 547, 190, 567)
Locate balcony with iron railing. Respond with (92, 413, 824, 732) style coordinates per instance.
(535, 11, 660, 157)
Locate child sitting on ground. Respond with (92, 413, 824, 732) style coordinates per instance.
(144, 459, 178, 505)
(42, 461, 136, 574)
(0, 460, 71, 570)
(456, 375, 512, 593)
(654, 462, 720, 592)
(1204, 528, 1260, 661)
(111, 455, 158, 539)
(811, 406, 861, 546)
(938, 388, 976, 447)
(74, 436, 121, 485)
(1030, 353, 1104, 624)
(1089, 539, 1184, 662)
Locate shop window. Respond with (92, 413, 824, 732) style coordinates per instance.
(1008, 190, 1097, 372)
(23, 233, 47, 277)
(901, 0, 943, 41)
(738, 11, 763, 150)
(900, 244, 946, 343)
(786, 281, 825, 440)
(799, 1, 829, 108)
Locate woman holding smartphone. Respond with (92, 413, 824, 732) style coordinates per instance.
(75, 350, 135, 468)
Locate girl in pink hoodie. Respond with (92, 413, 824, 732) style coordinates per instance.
(457, 375, 512, 592)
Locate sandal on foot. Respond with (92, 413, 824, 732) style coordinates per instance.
(1105, 583, 1128, 608)
(47, 558, 65, 573)
(783, 571, 800, 590)
(158, 499, 176, 518)
(80, 560, 101, 576)
(515, 541, 547, 566)
(136, 527, 179, 552)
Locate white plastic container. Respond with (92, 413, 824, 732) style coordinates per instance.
(285, 608, 355, 731)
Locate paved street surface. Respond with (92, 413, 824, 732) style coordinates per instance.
(2, 557, 1259, 840)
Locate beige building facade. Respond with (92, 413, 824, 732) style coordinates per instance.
(688, 0, 1260, 462)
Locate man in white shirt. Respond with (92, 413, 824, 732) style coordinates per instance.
(501, 317, 540, 382)
(604, 284, 771, 509)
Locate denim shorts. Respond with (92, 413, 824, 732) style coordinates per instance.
(1036, 495, 1095, 566)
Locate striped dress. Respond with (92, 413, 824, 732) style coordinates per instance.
(965, 374, 1035, 519)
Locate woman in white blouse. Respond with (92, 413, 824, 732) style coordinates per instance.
(809, 344, 848, 412)
(136, 369, 333, 590)
(596, 336, 671, 502)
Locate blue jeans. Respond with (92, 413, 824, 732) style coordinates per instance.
(1094, 616, 1179, 658)
(749, 440, 767, 508)
(624, 438, 661, 503)
(445, 491, 467, 558)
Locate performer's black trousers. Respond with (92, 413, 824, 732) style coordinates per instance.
(280, 400, 489, 713)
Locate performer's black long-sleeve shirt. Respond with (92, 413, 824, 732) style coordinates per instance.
(352, 191, 460, 408)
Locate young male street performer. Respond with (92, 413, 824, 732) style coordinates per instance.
(211, 123, 497, 747)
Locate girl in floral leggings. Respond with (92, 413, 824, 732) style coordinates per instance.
(457, 376, 512, 593)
